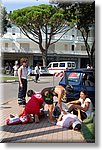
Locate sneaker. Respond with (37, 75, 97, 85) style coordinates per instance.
(10, 114, 15, 118)
(48, 119, 56, 125)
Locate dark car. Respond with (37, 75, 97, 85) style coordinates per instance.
(59, 68, 95, 105)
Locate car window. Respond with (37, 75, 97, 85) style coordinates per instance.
(47, 64, 52, 68)
(67, 72, 81, 83)
(72, 63, 75, 67)
(83, 72, 95, 86)
(68, 63, 71, 67)
(53, 63, 58, 67)
(59, 63, 65, 67)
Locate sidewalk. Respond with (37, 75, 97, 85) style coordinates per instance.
(0, 99, 86, 143)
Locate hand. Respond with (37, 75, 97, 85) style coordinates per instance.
(20, 83, 23, 88)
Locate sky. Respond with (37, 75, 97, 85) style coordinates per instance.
(1, 0, 50, 12)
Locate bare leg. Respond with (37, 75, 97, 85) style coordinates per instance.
(35, 114, 40, 123)
(48, 104, 54, 122)
(77, 109, 82, 121)
(18, 108, 25, 117)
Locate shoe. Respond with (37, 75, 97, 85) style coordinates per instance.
(48, 119, 56, 125)
(10, 114, 15, 118)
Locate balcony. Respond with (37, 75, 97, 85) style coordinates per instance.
(1, 47, 41, 54)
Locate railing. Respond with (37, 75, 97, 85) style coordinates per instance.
(1, 47, 87, 55)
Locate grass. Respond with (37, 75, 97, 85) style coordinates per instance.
(81, 117, 95, 143)
(0, 76, 32, 81)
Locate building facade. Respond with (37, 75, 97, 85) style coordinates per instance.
(0, 24, 95, 68)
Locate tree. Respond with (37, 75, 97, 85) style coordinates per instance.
(9, 4, 73, 66)
(0, 5, 8, 36)
(76, 2, 95, 67)
(53, 1, 95, 67)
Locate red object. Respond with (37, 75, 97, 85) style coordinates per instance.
(24, 93, 44, 116)
(54, 72, 64, 77)
(69, 73, 78, 77)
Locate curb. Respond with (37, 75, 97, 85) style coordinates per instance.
(0, 79, 33, 83)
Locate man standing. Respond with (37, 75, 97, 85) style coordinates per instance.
(34, 64, 40, 83)
(18, 58, 28, 106)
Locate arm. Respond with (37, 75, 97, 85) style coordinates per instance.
(18, 67, 22, 87)
(57, 113, 63, 122)
(72, 102, 90, 112)
(67, 99, 80, 106)
(57, 91, 63, 112)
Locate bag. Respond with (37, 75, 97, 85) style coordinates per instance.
(6, 114, 33, 125)
(52, 102, 61, 118)
(6, 116, 22, 125)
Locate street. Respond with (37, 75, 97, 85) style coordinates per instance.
(0, 76, 85, 143)
(0, 76, 61, 104)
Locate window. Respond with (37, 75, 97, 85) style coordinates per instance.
(12, 43, 15, 50)
(72, 63, 75, 67)
(65, 44, 68, 50)
(68, 63, 71, 67)
(5, 43, 8, 50)
(68, 72, 80, 83)
(81, 45, 86, 51)
(59, 63, 65, 67)
(72, 45, 74, 51)
(53, 63, 58, 67)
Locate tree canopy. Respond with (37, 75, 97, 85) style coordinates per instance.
(57, 1, 95, 66)
(0, 5, 8, 36)
(9, 4, 73, 66)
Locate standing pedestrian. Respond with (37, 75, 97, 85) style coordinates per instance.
(18, 58, 28, 106)
(86, 64, 90, 69)
(13, 61, 19, 76)
(34, 64, 40, 83)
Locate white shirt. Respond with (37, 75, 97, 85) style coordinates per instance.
(13, 65, 19, 71)
(79, 97, 93, 118)
(35, 66, 40, 74)
(21, 66, 28, 79)
(56, 113, 78, 128)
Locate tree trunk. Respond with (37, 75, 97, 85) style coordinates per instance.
(42, 50, 47, 67)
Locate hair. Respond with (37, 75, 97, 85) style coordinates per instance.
(27, 90, 35, 97)
(80, 90, 88, 97)
(74, 124, 81, 131)
(20, 58, 28, 64)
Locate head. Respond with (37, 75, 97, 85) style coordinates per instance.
(41, 89, 53, 104)
(20, 58, 28, 67)
(27, 90, 35, 97)
(72, 120, 82, 131)
(80, 90, 88, 100)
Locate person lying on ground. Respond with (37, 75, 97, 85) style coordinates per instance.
(67, 90, 93, 121)
(56, 109, 82, 130)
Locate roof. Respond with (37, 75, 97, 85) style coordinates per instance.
(65, 68, 95, 73)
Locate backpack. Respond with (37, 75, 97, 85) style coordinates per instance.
(52, 102, 61, 118)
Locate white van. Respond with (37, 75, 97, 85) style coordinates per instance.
(47, 61, 76, 74)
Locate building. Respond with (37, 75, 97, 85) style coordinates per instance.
(0, 24, 95, 69)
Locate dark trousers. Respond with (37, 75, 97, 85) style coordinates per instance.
(35, 74, 39, 82)
(18, 78, 27, 104)
(72, 109, 87, 121)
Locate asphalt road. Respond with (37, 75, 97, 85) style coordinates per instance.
(0, 76, 61, 104)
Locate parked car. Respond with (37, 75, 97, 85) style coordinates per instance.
(59, 68, 95, 105)
(31, 66, 51, 76)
